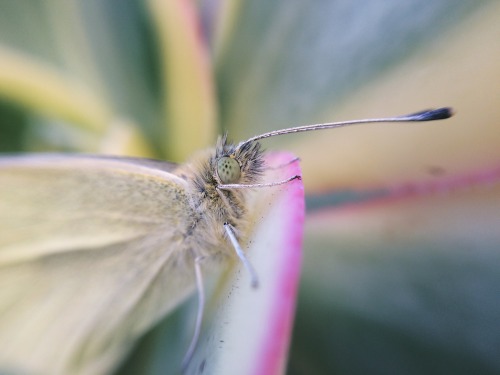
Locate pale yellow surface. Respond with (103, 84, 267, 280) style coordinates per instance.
(148, 0, 218, 161)
(0, 47, 111, 134)
(293, 3, 500, 191)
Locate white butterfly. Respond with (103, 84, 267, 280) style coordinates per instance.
(0, 108, 451, 374)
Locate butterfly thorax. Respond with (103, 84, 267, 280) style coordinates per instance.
(174, 135, 264, 260)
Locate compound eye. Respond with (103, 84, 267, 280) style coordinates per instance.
(217, 156, 241, 184)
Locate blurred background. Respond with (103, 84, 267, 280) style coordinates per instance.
(0, 1, 499, 374)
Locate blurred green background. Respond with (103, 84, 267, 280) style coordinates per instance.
(0, 1, 499, 374)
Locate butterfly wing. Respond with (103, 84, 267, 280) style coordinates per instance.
(0, 155, 197, 375)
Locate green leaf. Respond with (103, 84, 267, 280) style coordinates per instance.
(215, 0, 488, 140)
(291, 181, 500, 374)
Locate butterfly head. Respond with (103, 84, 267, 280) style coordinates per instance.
(214, 134, 265, 186)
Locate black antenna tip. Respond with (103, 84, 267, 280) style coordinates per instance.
(407, 107, 454, 121)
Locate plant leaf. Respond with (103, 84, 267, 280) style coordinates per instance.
(292, 2, 500, 192)
(188, 152, 304, 375)
(147, 0, 218, 161)
(290, 179, 500, 374)
(215, 1, 486, 139)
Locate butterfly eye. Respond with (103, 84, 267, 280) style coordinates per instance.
(217, 156, 241, 184)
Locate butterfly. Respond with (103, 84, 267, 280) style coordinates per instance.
(0, 108, 452, 375)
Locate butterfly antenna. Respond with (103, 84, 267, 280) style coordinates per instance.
(238, 107, 453, 147)
(181, 256, 206, 372)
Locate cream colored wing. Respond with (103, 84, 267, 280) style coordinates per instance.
(0, 155, 197, 375)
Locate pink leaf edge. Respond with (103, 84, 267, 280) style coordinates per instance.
(311, 164, 500, 216)
(254, 152, 305, 375)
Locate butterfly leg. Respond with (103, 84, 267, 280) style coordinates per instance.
(181, 256, 206, 372)
(224, 223, 259, 288)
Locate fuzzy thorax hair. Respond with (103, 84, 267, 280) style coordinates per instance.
(175, 135, 265, 259)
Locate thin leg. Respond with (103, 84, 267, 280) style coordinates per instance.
(181, 256, 205, 372)
(224, 223, 259, 288)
